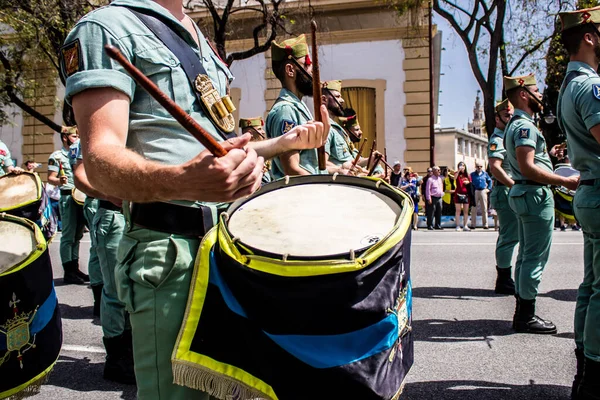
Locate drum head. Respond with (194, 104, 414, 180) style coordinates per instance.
(227, 182, 402, 258)
(0, 219, 37, 274)
(554, 165, 579, 178)
(72, 188, 86, 205)
(0, 173, 40, 211)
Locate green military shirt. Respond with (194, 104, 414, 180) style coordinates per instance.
(0, 140, 14, 177)
(62, 0, 233, 210)
(49, 148, 75, 190)
(557, 61, 600, 180)
(505, 109, 553, 181)
(488, 127, 511, 176)
(69, 141, 82, 167)
(266, 88, 325, 179)
(325, 120, 354, 165)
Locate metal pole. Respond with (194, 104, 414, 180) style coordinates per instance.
(428, 0, 435, 167)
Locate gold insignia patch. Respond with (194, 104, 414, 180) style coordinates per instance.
(61, 39, 82, 77)
(490, 143, 497, 151)
(282, 120, 296, 134)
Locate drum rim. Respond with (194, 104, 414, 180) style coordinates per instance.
(71, 187, 87, 206)
(218, 175, 413, 268)
(0, 213, 47, 277)
(0, 172, 42, 212)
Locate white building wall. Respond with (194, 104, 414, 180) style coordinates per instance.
(0, 104, 23, 166)
(229, 53, 267, 122)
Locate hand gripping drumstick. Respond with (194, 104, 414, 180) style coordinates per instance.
(104, 45, 228, 157)
(311, 21, 327, 171)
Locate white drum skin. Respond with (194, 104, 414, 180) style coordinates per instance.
(72, 188, 87, 205)
(554, 164, 579, 196)
(0, 220, 37, 274)
(0, 173, 39, 210)
(227, 183, 402, 258)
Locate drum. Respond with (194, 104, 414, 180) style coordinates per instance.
(553, 164, 578, 223)
(554, 163, 579, 197)
(174, 175, 414, 400)
(0, 172, 43, 221)
(71, 188, 87, 206)
(0, 214, 62, 399)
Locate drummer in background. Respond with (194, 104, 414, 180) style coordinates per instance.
(338, 112, 385, 178)
(504, 74, 579, 335)
(62, 2, 329, 397)
(48, 126, 89, 285)
(488, 99, 518, 295)
(0, 139, 23, 176)
(266, 35, 327, 178)
(240, 117, 272, 184)
(557, 7, 600, 399)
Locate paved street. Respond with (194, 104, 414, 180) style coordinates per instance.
(31, 228, 584, 399)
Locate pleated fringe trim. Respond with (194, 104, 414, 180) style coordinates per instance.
(2, 373, 50, 400)
(173, 361, 271, 400)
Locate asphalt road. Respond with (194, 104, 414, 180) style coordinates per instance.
(29, 228, 584, 399)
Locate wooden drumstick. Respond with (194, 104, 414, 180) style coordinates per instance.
(104, 45, 227, 157)
(366, 139, 376, 171)
(350, 138, 368, 172)
(311, 21, 326, 171)
(368, 153, 383, 177)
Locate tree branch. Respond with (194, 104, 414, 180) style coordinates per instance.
(509, 35, 553, 76)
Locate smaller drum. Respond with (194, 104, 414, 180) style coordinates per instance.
(554, 163, 579, 197)
(71, 188, 87, 206)
(0, 214, 62, 399)
(0, 172, 42, 220)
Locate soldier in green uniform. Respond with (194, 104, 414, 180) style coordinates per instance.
(266, 34, 327, 178)
(321, 80, 384, 177)
(71, 140, 134, 384)
(488, 99, 519, 295)
(69, 140, 102, 316)
(557, 7, 600, 399)
(503, 74, 579, 334)
(240, 116, 272, 184)
(0, 139, 23, 176)
(48, 127, 89, 284)
(62, 1, 328, 398)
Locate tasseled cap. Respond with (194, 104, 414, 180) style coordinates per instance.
(271, 34, 310, 62)
(503, 73, 537, 91)
(559, 6, 600, 32)
(239, 116, 264, 128)
(322, 80, 342, 93)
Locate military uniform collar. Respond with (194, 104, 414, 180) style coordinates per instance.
(279, 88, 303, 103)
(513, 108, 534, 122)
(111, 0, 199, 49)
(61, 147, 70, 155)
(492, 127, 504, 137)
(566, 61, 597, 77)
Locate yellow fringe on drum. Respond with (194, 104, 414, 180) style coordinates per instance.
(0, 363, 55, 400)
(172, 362, 270, 400)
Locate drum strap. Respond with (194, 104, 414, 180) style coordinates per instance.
(117, 6, 236, 141)
(557, 70, 585, 137)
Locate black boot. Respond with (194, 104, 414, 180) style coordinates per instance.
(573, 348, 585, 400)
(495, 266, 515, 295)
(72, 259, 90, 282)
(513, 297, 557, 334)
(512, 295, 520, 330)
(103, 335, 136, 385)
(91, 284, 103, 317)
(63, 261, 85, 285)
(578, 357, 600, 400)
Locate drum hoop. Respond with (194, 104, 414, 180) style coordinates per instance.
(218, 175, 414, 276)
(0, 172, 43, 212)
(0, 213, 47, 277)
(71, 187, 86, 206)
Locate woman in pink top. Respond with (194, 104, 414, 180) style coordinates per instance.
(454, 161, 471, 231)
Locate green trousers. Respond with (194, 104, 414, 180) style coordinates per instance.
(491, 185, 520, 269)
(83, 197, 102, 286)
(94, 207, 128, 338)
(115, 223, 215, 400)
(573, 183, 600, 362)
(508, 185, 555, 300)
(59, 193, 86, 265)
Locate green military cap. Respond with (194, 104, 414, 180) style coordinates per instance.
(495, 98, 512, 113)
(239, 116, 264, 128)
(271, 34, 310, 62)
(503, 73, 537, 91)
(339, 109, 360, 129)
(323, 80, 342, 93)
(559, 6, 600, 32)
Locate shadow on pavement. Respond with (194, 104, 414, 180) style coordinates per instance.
(402, 380, 569, 400)
(539, 289, 577, 302)
(413, 319, 513, 343)
(46, 355, 136, 399)
(412, 287, 499, 300)
(58, 303, 99, 326)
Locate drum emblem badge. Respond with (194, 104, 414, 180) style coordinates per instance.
(194, 74, 236, 133)
(360, 234, 382, 246)
(0, 293, 38, 369)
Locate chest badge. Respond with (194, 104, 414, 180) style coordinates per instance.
(194, 75, 236, 133)
(593, 84, 600, 100)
